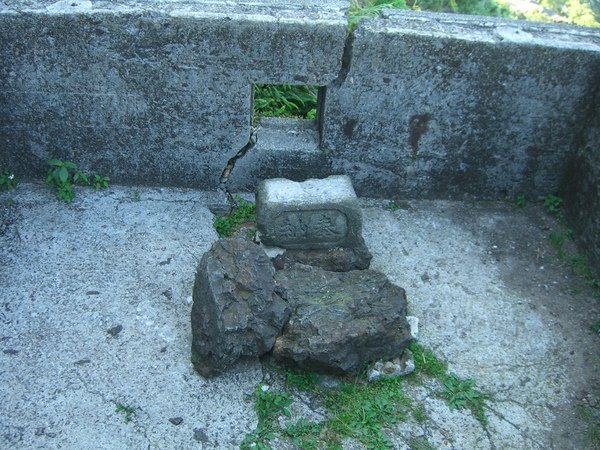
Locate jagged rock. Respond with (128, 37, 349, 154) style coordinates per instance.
(191, 239, 290, 377)
(272, 264, 412, 375)
(271, 237, 372, 272)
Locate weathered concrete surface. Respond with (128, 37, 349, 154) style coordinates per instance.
(0, 0, 347, 188)
(562, 83, 600, 278)
(321, 11, 600, 199)
(228, 118, 332, 192)
(1, 183, 599, 448)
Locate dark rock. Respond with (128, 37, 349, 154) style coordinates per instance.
(191, 239, 290, 377)
(3, 349, 19, 355)
(74, 358, 91, 365)
(169, 417, 183, 425)
(273, 264, 412, 375)
(107, 325, 122, 337)
(271, 237, 372, 272)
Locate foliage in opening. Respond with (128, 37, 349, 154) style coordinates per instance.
(253, 84, 318, 121)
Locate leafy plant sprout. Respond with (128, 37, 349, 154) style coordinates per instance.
(46, 159, 110, 202)
(114, 403, 136, 424)
(0, 169, 17, 191)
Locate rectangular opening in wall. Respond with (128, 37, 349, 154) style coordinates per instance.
(252, 84, 321, 124)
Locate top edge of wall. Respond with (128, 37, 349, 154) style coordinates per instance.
(0, 0, 350, 24)
(363, 10, 600, 52)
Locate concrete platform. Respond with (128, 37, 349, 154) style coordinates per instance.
(1, 183, 598, 449)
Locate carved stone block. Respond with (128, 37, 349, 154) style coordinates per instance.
(256, 176, 363, 250)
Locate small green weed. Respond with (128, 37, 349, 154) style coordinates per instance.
(515, 194, 526, 207)
(243, 346, 491, 448)
(387, 201, 401, 211)
(285, 369, 318, 393)
(46, 159, 109, 202)
(410, 343, 492, 426)
(213, 196, 256, 237)
(409, 342, 447, 379)
(115, 403, 136, 424)
(441, 374, 492, 427)
(577, 404, 600, 447)
(241, 385, 293, 450)
(592, 319, 600, 334)
(412, 403, 427, 423)
(407, 436, 436, 450)
(284, 419, 323, 450)
(548, 231, 569, 259)
(131, 191, 141, 202)
(92, 174, 110, 190)
(0, 169, 17, 191)
(544, 194, 563, 218)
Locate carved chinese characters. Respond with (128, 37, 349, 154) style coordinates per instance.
(256, 176, 363, 250)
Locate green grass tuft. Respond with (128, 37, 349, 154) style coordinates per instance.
(213, 196, 256, 237)
(441, 374, 493, 427)
(323, 377, 411, 448)
(409, 342, 448, 379)
(115, 403, 136, 424)
(285, 369, 318, 393)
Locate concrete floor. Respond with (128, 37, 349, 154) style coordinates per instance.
(1, 183, 598, 449)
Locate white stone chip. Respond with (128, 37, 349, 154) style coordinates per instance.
(406, 316, 419, 339)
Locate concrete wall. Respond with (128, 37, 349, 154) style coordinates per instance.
(322, 12, 600, 199)
(0, 0, 347, 187)
(563, 81, 600, 277)
(1, 2, 599, 271)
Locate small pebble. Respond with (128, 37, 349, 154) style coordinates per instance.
(107, 325, 123, 337)
(169, 417, 183, 426)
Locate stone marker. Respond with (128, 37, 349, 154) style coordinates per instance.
(191, 176, 412, 378)
(256, 175, 363, 249)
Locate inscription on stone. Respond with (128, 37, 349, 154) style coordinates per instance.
(272, 209, 348, 246)
(256, 176, 363, 250)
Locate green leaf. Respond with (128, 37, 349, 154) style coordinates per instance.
(58, 166, 69, 183)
